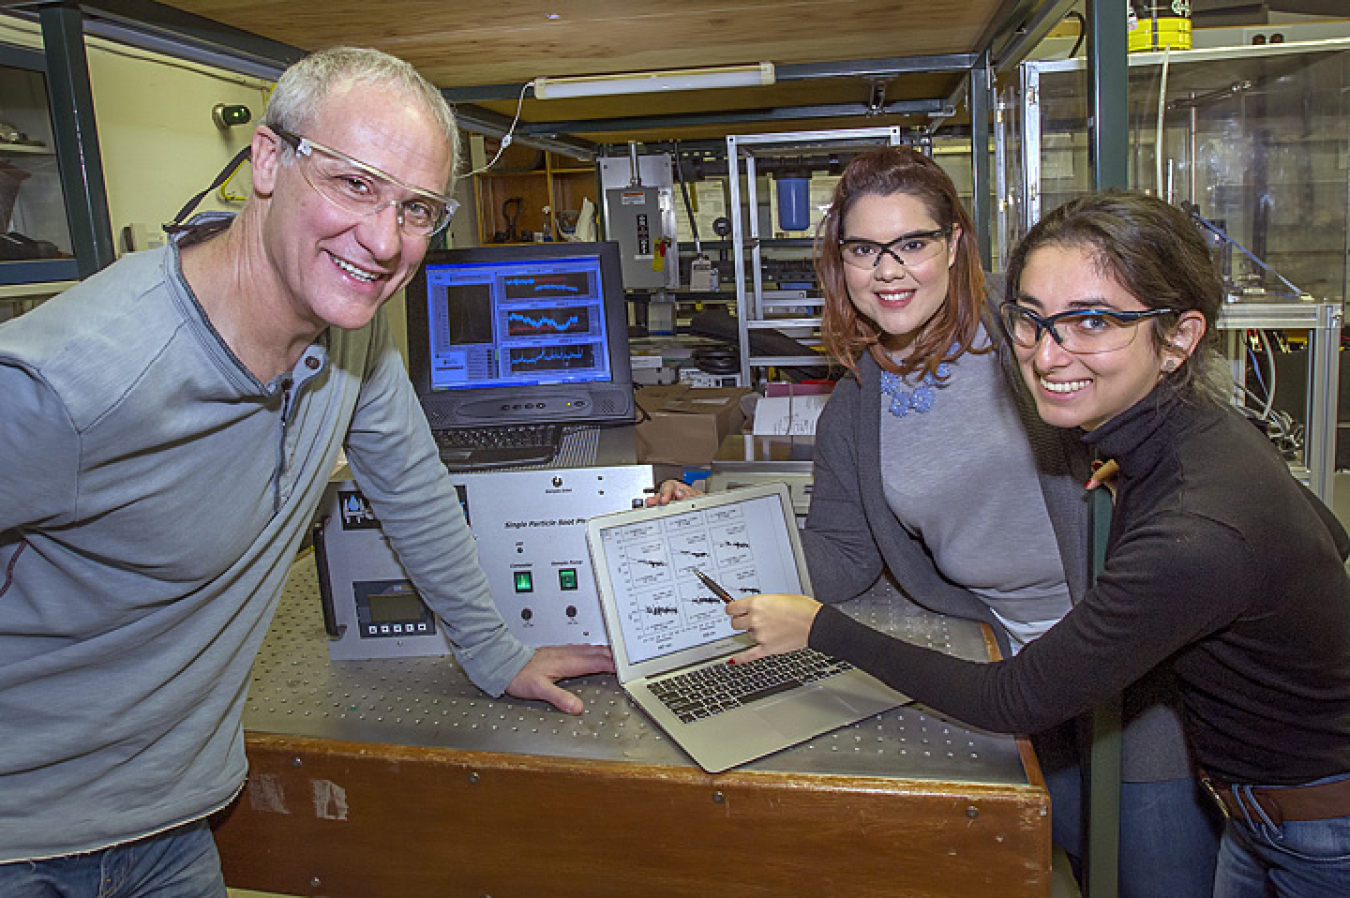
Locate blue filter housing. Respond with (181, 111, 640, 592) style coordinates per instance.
(776, 176, 811, 232)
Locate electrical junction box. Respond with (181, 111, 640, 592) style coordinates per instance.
(315, 465, 654, 661)
(599, 154, 679, 291)
(605, 184, 668, 291)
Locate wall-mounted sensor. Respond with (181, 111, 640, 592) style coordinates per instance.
(212, 104, 252, 128)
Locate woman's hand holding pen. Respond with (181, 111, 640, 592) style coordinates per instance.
(652, 491, 819, 663)
(724, 594, 822, 665)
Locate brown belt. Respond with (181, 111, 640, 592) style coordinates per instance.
(1201, 772, 1350, 826)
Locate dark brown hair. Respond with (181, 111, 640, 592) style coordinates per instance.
(1004, 191, 1223, 397)
(816, 146, 987, 378)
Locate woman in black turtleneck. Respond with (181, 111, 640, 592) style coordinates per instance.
(728, 192, 1350, 897)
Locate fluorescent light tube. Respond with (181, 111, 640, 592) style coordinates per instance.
(532, 63, 775, 100)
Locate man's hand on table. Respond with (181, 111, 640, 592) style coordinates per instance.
(506, 644, 616, 715)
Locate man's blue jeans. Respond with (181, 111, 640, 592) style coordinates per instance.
(1213, 774, 1350, 898)
(0, 819, 226, 898)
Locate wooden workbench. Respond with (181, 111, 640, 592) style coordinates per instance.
(212, 556, 1050, 897)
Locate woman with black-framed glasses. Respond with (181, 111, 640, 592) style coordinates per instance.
(728, 191, 1350, 896)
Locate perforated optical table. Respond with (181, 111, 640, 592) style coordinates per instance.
(212, 554, 1051, 897)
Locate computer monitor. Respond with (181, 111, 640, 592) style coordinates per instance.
(405, 241, 636, 429)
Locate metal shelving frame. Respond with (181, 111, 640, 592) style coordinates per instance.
(725, 127, 903, 385)
(1218, 300, 1343, 503)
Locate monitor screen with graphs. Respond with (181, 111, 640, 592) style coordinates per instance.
(404, 241, 636, 429)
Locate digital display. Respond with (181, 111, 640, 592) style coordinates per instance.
(404, 242, 635, 431)
(366, 591, 425, 624)
(422, 255, 612, 393)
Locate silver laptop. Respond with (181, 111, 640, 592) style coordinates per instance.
(585, 482, 909, 772)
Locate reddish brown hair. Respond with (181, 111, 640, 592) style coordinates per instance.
(816, 146, 987, 378)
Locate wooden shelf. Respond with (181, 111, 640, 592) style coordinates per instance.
(473, 143, 597, 245)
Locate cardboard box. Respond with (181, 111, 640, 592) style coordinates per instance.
(635, 385, 752, 466)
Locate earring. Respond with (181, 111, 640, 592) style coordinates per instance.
(1162, 359, 1178, 373)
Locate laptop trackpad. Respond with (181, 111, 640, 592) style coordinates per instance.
(753, 688, 856, 739)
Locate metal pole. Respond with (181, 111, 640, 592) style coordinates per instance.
(1309, 302, 1343, 506)
(41, 2, 116, 278)
(969, 52, 993, 269)
(1084, 5, 1128, 895)
(1086, 485, 1122, 898)
(1088, 0, 1129, 192)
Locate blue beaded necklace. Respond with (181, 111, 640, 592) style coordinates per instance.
(880, 359, 952, 417)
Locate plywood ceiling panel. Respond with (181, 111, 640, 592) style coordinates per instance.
(155, 0, 1006, 89)
(147, 0, 1025, 143)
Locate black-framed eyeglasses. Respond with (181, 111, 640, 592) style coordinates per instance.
(271, 127, 458, 238)
(1000, 301, 1178, 355)
(838, 226, 953, 270)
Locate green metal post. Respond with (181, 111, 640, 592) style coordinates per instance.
(1088, 0, 1130, 192)
(41, 2, 116, 278)
(1086, 485, 1122, 897)
(1083, 6, 1129, 894)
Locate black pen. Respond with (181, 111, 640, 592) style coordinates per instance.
(693, 568, 735, 604)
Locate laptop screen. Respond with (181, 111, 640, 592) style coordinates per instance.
(405, 242, 635, 429)
(594, 489, 806, 665)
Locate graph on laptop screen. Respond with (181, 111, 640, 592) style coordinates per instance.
(597, 492, 804, 664)
(405, 242, 635, 429)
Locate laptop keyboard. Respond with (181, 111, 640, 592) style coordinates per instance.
(646, 648, 855, 723)
(434, 423, 562, 469)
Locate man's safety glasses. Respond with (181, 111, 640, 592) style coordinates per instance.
(273, 127, 457, 238)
